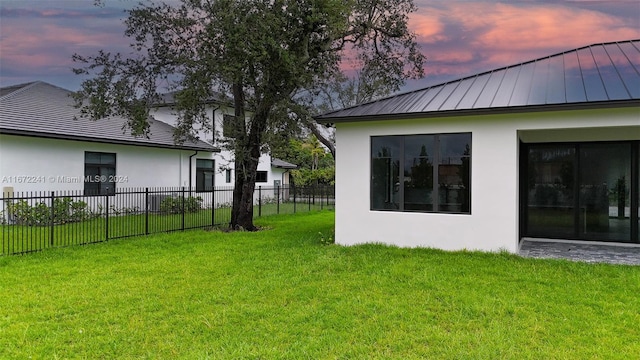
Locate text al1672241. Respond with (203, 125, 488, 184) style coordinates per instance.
(1, 175, 129, 184)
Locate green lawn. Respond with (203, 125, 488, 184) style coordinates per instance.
(1, 211, 638, 359)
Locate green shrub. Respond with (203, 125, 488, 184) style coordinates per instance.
(159, 196, 203, 214)
(6, 197, 93, 226)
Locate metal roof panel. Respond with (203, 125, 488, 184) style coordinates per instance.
(314, 40, 640, 122)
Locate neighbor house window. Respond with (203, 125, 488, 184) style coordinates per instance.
(371, 133, 471, 214)
(256, 171, 268, 183)
(225, 169, 232, 183)
(196, 159, 215, 191)
(222, 114, 240, 138)
(84, 152, 116, 196)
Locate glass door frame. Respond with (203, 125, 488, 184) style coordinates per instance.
(520, 140, 639, 243)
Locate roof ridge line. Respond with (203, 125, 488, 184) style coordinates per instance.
(317, 39, 640, 118)
(0, 81, 42, 101)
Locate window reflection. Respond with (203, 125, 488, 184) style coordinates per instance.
(371, 133, 471, 214)
(371, 137, 401, 210)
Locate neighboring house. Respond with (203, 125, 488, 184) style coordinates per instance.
(152, 92, 295, 190)
(0, 81, 218, 196)
(316, 40, 640, 252)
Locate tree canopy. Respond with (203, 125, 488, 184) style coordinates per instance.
(73, 0, 425, 230)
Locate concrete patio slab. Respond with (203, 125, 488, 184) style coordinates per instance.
(519, 239, 640, 266)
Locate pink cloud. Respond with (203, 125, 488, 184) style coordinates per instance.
(409, 1, 640, 81)
(1, 16, 127, 77)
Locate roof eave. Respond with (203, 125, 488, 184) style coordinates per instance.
(0, 129, 221, 153)
(315, 100, 640, 124)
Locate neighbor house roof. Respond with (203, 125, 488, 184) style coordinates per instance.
(0, 81, 219, 152)
(156, 90, 230, 107)
(271, 158, 297, 169)
(316, 40, 640, 123)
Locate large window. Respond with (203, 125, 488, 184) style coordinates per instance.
(371, 133, 471, 214)
(196, 159, 215, 191)
(84, 152, 116, 196)
(523, 141, 639, 243)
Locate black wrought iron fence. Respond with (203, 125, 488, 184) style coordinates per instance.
(0, 185, 334, 255)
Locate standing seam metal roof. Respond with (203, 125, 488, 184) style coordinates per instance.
(316, 40, 640, 122)
(0, 81, 218, 152)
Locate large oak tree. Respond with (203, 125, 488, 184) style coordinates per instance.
(73, 0, 424, 230)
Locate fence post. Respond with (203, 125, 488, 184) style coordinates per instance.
(320, 186, 324, 210)
(105, 192, 109, 241)
(258, 186, 262, 217)
(145, 188, 149, 235)
(211, 188, 215, 227)
(276, 185, 280, 214)
(293, 185, 296, 214)
(181, 187, 185, 231)
(308, 186, 312, 211)
(50, 191, 55, 247)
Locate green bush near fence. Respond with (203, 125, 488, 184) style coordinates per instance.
(2, 197, 95, 226)
(159, 195, 203, 214)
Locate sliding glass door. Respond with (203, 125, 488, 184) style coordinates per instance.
(523, 141, 639, 243)
(526, 145, 576, 238)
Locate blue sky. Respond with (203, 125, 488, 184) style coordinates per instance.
(1, 0, 639, 92)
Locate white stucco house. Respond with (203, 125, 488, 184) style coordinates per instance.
(152, 92, 296, 191)
(0, 81, 219, 196)
(316, 40, 640, 252)
(0, 81, 295, 197)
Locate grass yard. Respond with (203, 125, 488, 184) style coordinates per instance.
(0, 210, 638, 359)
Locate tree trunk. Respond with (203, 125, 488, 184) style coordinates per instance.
(229, 82, 272, 231)
(230, 151, 259, 231)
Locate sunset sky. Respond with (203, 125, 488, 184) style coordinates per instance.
(1, 0, 639, 92)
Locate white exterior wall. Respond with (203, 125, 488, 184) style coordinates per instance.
(0, 135, 198, 193)
(334, 107, 640, 253)
(152, 104, 278, 189)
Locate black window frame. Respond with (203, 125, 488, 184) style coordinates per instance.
(370, 133, 472, 214)
(225, 169, 232, 183)
(84, 151, 116, 196)
(196, 159, 215, 192)
(520, 140, 640, 243)
(256, 171, 268, 183)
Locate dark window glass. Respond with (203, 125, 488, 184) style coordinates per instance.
(196, 159, 215, 191)
(371, 133, 471, 214)
(371, 136, 401, 210)
(438, 134, 471, 213)
(404, 135, 434, 211)
(526, 145, 576, 238)
(84, 152, 116, 196)
(225, 169, 232, 183)
(524, 142, 639, 243)
(579, 143, 631, 241)
(256, 171, 268, 183)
